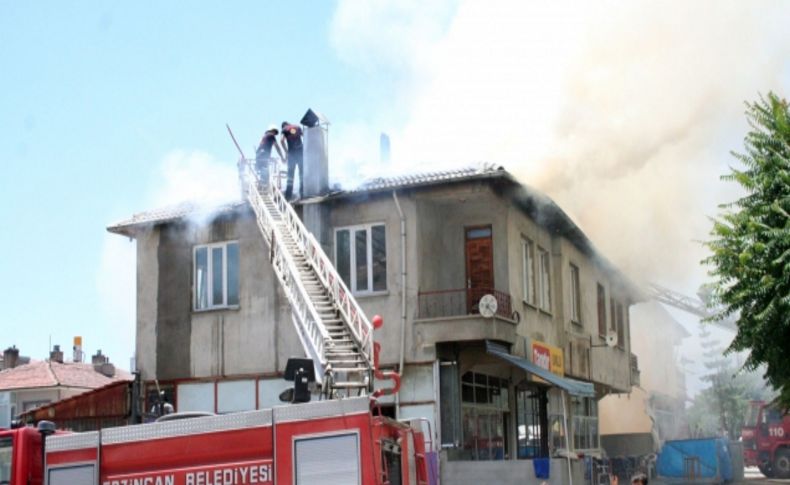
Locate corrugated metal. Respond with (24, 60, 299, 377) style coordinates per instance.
(23, 380, 132, 431)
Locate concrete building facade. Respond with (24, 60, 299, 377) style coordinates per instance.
(110, 163, 642, 484)
(599, 301, 689, 456)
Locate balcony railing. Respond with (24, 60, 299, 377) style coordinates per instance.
(417, 288, 513, 320)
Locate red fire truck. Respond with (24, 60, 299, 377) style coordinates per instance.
(741, 400, 790, 478)
(0, 394, 434, 485)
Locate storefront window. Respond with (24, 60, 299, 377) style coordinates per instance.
(460, 372, 509, 460)
(572, 396, 599, 451)
(548, 390, 567, 452)
(516, 385, 548, 458)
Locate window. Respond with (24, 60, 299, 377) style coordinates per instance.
(335, 223, 387, 293)
(537, 247, 552, 312)
(194, 241, 239, 310)
(616, 302, 625, 349)
(521, 238, 536, 305)
(516, 386, 548, 459)
(569, 264, 581, 324)
(548, 391, 567, 452)
(597, 284, 607, 337)
(460, 372, 509, 461)
(610, 297, 616, 333)
(440, 361, 461, 447)
(572, 397, 599, 450)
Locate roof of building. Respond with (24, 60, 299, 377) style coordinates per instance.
(106, 164, 644, 299)
(346, 164, 509, 194)
(107, 200, 246, 237)
(0, 360, 133, 392)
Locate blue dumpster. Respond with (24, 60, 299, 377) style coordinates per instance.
(656, 438, 733, 483)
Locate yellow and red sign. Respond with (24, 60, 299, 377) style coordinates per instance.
(532, 340, 564, 377)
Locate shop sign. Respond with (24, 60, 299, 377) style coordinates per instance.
(532, 341, 564, 377)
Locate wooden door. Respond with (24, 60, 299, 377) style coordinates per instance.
(465, 226, 494, 313)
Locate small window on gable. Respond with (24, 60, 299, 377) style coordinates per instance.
(194, 241, 239, 310)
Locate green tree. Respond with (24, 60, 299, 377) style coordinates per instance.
(704, 92, 790, 408)
(687, 327, 771, 439)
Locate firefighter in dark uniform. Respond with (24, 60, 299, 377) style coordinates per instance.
(255, 125, 279, 185)
(280, 121, 304, 200)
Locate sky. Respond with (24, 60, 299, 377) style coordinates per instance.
(1, 1, 789, 394)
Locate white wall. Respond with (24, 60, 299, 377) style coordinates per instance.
(217, 380, 256, 413)
(177, 382, 214, 412)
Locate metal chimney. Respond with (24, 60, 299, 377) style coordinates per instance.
(380, 133, 391, 163)
(300, 108, 329, 198)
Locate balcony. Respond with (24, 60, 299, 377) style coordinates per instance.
(414, 288, 518, 346)
(417, 288, 514, 320)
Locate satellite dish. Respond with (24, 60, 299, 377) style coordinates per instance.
(605, 330, 618, 348)
(479, 294, 498, 318)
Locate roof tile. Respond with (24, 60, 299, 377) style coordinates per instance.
(0, 361, 132, 391)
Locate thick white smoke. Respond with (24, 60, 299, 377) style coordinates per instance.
(331, 0, 790, 287)
(330, 0, 790, 396)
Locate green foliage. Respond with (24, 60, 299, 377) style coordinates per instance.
(704, 92, 790, 409)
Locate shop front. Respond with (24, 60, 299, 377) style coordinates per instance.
(437, 340, 595, 484)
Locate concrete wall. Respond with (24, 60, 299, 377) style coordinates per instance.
(326, 191, 422, 365)
(136, 208, 302, 381)
(415, 183, 511, 294)
(441, 456, 584, 485)
(136, 228, 159, 382)
(599, 301, 688, 441)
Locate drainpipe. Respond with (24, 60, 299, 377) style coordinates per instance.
(562, 391, 574, 485)
(392, 191, 407, 419)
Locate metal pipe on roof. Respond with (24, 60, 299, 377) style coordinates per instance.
(392, 190, 407, 419)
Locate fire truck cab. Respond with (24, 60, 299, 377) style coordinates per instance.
(1, 396, 434, 485)
(0, 425, 43, 485)
(742, 400, 790, 478)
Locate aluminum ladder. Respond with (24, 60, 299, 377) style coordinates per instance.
(239, 158, 374, 398)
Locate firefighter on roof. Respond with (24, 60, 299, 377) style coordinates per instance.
(255, 125, 279, 187)
(280, 121, 304, 200)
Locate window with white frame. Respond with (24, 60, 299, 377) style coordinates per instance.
(194, 241, 239, 310)
(335, 223, 387, 293)
(572, 396, 599, 450)
(569, 264, 581, 324)
(521, 238, 536, 305)
(537, 247, 552, 312)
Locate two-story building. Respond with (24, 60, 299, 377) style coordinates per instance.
(109, 120, 643, 484)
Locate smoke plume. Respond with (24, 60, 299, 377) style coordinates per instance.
(331, 0, 790, 288)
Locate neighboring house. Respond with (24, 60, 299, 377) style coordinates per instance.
(0, 346, 131, 428)
(599, 301, 690, 455)
(108, 122, 643, 484)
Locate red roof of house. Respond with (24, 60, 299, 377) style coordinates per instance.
(0, 361, 132, 391)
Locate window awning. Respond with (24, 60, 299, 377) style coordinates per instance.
(485, 341, 595, 397)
